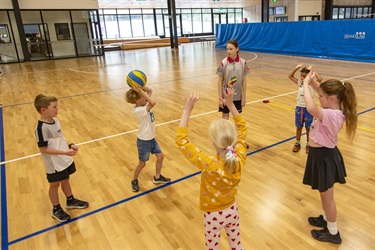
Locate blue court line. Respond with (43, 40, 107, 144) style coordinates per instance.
(4, 106, 375, 247)
(0, 105, 9, 250)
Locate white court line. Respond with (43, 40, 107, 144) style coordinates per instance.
(1, 70, 373, 166)
(0, 90, 295, 165)
(341, 71, 375, 81)
(67, 51, 258, 75)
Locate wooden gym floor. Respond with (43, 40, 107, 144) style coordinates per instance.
(0, 42, 374, 249)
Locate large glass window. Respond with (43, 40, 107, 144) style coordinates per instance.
(0, 10, 18, 63)
(192, 9, 202, 34)
(118, 14, 131, 38)
(181, 9, 191, 36)
(99, 7, 243, 39)
(333, 6, 373, 19)
(143, 14, 156, 36)
(104, 14, 119, 38)
(156, 14, 164, 37)
(130, 14, 144, 37)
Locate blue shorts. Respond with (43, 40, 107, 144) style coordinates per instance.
(295, 106, 313, 129)
(137, 138, 162, 162)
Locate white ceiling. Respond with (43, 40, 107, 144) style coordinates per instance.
(98, 0, 260, 9)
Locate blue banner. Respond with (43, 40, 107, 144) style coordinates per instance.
(216, 19, 375, 62)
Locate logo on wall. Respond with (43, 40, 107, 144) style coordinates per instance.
(344, 32, 365, 39)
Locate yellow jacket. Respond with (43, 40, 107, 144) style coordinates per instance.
(176, 115, 247, 212)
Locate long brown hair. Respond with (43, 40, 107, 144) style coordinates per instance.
(320, 79, 358, 142)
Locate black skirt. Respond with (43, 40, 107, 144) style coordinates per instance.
(303, 146, 347, 192)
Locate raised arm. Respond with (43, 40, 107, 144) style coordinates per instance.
(304, 70, 323, 120)
(288, 64, 304, 84)
(306, 65, 323, 83)
(135, 86, 156, 111)
(179, 92, 199, 127)
(222, 88, 239, 117)
(218, 75, 224, 108)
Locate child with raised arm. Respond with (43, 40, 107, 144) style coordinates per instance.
(288, 64, 322, 153)
(176, 88, 247, 249)
(302, 70, 357, 244)
(34, 94, 89, 222)
(125, 86, 171, 192)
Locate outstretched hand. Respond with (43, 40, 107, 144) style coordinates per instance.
(219, 87, 235, 107)
(183, 92, 199, 112)
(296, 63, 304, 69)
(304, 69, 315, 85)
(133, 85, 144, 93)
(179, 92, 199, 127)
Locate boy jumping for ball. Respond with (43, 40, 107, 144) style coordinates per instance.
(34, 94, 89, 222)
(125, 86, 171, 192)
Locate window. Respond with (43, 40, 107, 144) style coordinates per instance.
(0, 24, 11, 43)
(54, 23, 71, 40)
(275, 7, 286, 15)
(333, 6, 374, 19)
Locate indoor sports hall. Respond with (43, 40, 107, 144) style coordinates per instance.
(1, 41, 374, 250)
(0, 0, 374, 249)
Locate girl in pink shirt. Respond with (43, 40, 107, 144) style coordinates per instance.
(302, 70, 357, 245)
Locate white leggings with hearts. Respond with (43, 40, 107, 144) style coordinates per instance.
(203, 202, 243, 250)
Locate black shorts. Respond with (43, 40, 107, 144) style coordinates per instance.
(302, 147, 346, 192)
(47, 162, 76, 183)
(218, 100, 242, 114)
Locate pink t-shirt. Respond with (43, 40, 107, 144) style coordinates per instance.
(309, 109, 345, 148)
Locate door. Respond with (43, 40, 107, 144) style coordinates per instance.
(23, 23, 52, 60)
(72, 23, 90, 56)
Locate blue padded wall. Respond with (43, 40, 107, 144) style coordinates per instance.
(215, 19, 375, 62)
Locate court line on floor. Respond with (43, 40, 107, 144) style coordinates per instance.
(0, 105, 9, 250)
(7, 106, 375, 246)
(0, 90, 298, 166)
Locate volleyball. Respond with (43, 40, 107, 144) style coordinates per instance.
(126, 70, 147, 88)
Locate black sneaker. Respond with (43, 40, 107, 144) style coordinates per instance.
(153, 175, 171, 184)
(66, 198, 89, 209)
(131, 179, 140, 192)
(308, 215, 327, 227)
(52, 208, 71, 222)
(311, 228, 342, 244)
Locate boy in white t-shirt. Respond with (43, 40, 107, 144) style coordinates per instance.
(288, 64, 322, 154)
(34, 94, 89, 222)
(125, 86, 171, 192)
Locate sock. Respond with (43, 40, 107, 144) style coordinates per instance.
(296, 139, 300, 144)
(53, 204, 62, 212)
(322, 211, 327, 221)
(327, 221, 338, 235)
(67, 195, 74, 202)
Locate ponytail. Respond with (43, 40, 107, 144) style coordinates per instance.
(320, 79, 358, 142)
(209, 119, 240, 174)
(224, 146, 240, 174)
(341, 81, 358, 142)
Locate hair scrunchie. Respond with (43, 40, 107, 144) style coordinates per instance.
(225, 145, 236, 159)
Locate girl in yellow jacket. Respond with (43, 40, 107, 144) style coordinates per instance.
(176, 88, 247, 250)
